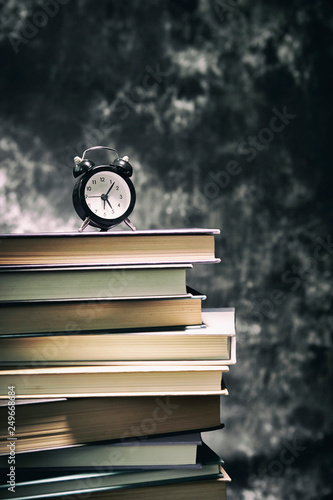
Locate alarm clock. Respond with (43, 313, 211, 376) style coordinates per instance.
(72, 146, 136, 232)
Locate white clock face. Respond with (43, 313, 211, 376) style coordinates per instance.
(84, 171, 131, 220)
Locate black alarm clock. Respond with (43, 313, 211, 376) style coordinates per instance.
(72, 146, 136, 232)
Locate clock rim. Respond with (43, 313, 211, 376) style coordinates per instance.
(73, 164, 136, 230)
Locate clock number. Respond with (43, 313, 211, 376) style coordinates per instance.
(118, 203, 121, 207)
(92, 180, 97, 185)
(100, 177, 105, 182)
(119, 195, 123, 199)
(116, 186, 119, 190)
(87, 186, 92, 191)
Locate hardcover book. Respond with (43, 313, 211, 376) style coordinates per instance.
(0, 264, 191, 301)
(0, 290, 205, 336)
(0, 364, 229, 398)
(0, 395, 223, 454)
(0, 228, 220, 266)
(0, 473, 230, 500)
(0, 432, 205, 470)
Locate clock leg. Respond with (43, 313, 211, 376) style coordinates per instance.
(124, 218, 136, 231)
(78, 217, 91, 232)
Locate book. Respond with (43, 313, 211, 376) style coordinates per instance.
(0, 432, 204, 470)
(0, 309, 236, 365)
(0, 395, 223, 454)
(0, 228, 220, 266)
(0, 291, 205, 336)
(0, 473, 230, 500)
(0, 364, 229, 398)
(0, 264, 191, 302)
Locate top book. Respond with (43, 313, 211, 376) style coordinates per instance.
(0, 229, 220, 266)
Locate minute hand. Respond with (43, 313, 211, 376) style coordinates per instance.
(105, 181, 115, 196)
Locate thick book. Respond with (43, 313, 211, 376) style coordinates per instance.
(0, 395, 223, 454)
(0, 432, 204, 470)
(0, 291, 205, 336)
(0, 228, 220, 266)
(0, 264, 192, 302)
(0, 364, 229, 398)
(0, 473, 230, 500)
(0, 309, 236, 365)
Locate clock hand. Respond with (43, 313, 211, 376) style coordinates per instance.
(105, 181, 115, 197)
(106, 198, 113, 211)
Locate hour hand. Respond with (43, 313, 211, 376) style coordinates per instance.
(106, 198, 113, 211)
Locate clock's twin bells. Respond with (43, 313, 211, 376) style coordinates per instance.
(73, 155, 133, 178)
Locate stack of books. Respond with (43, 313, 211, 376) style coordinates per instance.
(0, 228, 236, 499)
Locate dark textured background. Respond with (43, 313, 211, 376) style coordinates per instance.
(0, 1, 332, 498)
